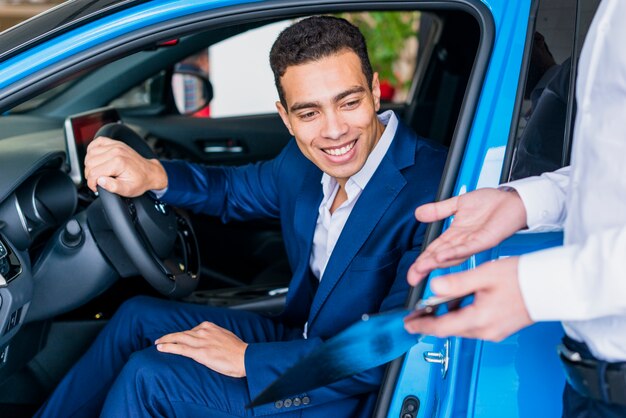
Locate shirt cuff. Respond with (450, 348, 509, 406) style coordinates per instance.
(502, 176, 565, 231)
(151, 187, 167, 199)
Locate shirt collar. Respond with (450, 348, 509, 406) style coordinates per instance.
(320, 110, 398, 197)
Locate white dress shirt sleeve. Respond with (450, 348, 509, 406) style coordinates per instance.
(505, 166, 570, 231)
(506, 167, 626, 322)
(517, 224, 626, 322)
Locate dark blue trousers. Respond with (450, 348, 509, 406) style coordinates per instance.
(562, 384, 626, 418)
(34, 296, 302, 417)
(561, 337, 626, 418)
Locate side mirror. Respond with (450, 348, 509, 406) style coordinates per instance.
(172, 71, 213, 115)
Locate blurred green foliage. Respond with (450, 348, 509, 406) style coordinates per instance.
(338, 11, 420, 87)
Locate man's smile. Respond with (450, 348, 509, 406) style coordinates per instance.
(322, 139, 357, 157)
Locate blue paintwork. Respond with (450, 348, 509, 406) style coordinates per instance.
(0, 0, 570, 416)
(389, 0, 570, 416)
(466, 233, 566, 417)
(0, 0, 262, 90)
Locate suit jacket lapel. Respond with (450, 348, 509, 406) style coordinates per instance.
(306, 123, 416, 328)
(282, 168, 323, 324)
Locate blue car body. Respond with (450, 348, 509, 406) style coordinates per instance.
(390, 1, 568, 416)
(0, 0, 573, 416)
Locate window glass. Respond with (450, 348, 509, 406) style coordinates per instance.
(508, 0, 577, 180)
(208, 21, 288, 117)
(110, 12, 422, 119)
(208, 13, 421, 117)
(508, 0, 601, 181)
(337, 12, 421, 104)
(109, 70, 167, 109)
(9, 81, 74, 113)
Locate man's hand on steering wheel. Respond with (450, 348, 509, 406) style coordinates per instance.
(85, 136, 168, 197)
(87, 123, 200, 298)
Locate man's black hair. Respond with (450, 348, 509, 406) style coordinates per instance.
(269, 16, 374, 109)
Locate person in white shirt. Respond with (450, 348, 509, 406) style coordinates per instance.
(403, 1, 626, 416)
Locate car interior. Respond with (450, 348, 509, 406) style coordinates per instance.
(0, 4, 485, 415)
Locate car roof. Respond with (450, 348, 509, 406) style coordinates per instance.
(0, 0, 147, 62)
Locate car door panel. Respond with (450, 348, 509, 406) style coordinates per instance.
(126, 113, 290, 165)
(467, 232, 566, 418)
(378, 0, 598, 413)
(389, 232, 565, 417)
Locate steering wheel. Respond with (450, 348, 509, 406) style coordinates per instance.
(94, 123, 199, 298)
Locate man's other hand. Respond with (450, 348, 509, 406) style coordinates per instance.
(404, 256, 533, 341)
(84, 137, 167, 197)
(408, 188, 527, 287)
(155, 322, 248, 378)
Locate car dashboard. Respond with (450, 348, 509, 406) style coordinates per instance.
(0, 126, 64, 353)
(0, 119, 122, 369)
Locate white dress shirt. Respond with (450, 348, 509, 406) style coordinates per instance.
(508, 0, 626, 361)
(309, 110, 398, 280)
(302, 110, 397, 339)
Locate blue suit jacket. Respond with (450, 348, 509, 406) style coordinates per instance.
(161, 118, 446, 417)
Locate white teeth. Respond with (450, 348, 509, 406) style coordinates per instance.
(325, 141, 355, 156)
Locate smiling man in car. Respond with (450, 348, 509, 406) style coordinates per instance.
(35, 16, 446, 418)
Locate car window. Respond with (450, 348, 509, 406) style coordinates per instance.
(337, 12, 421, 105)
(207, 20, 287, 117)
(506, 0, 600, 181)
(109, 70, 168, 110)
(110, 12, 422, 118)
(507, 0, 576, 181)
(9, 80, 76, 113)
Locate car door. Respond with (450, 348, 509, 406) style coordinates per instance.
(377, 0, 599, 417)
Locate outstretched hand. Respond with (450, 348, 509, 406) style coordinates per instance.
(407, 188, 527, 287)
(155, 321, 248, 378)
(404, 256, 533, 341)
(84, 136, 167, 197)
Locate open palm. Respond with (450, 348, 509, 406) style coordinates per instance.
(408, 188, 527, 286)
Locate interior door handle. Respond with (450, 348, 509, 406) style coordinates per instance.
(201, 139, 246, 154)
(203, 145, 244, 153)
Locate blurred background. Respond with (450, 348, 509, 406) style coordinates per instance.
(0, 0, 61, 32)
(0, 2, 421, 117)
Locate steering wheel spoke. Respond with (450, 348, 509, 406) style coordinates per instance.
(126, 199, 139, 222)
